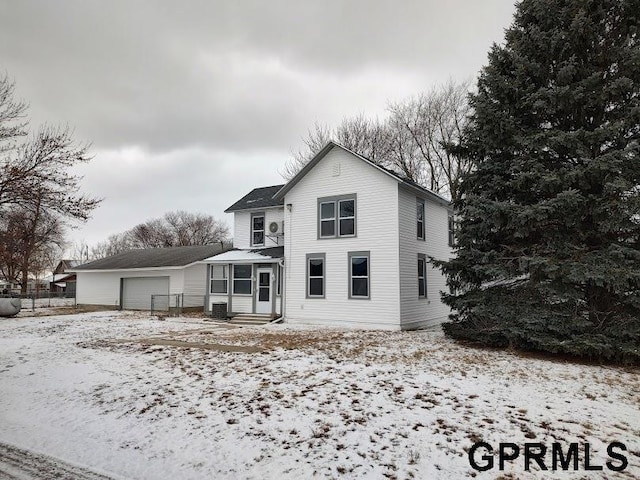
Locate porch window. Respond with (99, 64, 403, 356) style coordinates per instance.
(252, 213, 265, 246)
(210, 265, 228, 294)
(349, 251, 369, 299)
(417, 199, 425, 240)
(306, 253, 325, 298)
(418, 254, 426, 298)
(233, 264, 252, 295)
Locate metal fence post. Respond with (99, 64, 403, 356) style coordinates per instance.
(151, 295, 155, 315)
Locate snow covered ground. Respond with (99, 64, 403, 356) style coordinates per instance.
(0, 311, 637, 479)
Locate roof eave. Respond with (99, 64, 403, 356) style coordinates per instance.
(224, 204, 285, 214)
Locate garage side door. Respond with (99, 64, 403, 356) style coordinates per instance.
(122, 277, 170, 310)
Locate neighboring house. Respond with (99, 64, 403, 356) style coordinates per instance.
(0, 277, 21, 295)
(206, 142, 454, 329)
(49, 259, 81, 297)
(71, 245, 228, 310)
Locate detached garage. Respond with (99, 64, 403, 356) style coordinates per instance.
(72, 245, 228, 311)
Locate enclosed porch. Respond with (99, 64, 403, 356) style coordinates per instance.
(205, 247, 284, 322)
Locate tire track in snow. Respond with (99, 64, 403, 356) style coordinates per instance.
(0, 442, 115, 480)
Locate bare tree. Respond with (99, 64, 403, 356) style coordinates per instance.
(89, 211, 230, 259)
(90, 233, 134, 260)
(0, 74, 28, 152)
(282, 115, 390, 180)
(388, 79, 472, 201)
(0, 74, 100, 288)
(283, 80, 473, 202)
(0, 200, 65, 293)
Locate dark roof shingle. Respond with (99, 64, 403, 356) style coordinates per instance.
(225, 185, 285, 212)
(73, 245, 229, 270)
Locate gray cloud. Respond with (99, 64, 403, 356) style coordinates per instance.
(0, 0, 516, 248)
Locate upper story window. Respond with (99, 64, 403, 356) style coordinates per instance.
(318, 194, 357, 239)
(210, 265, 228, 294)
(251, 213, 265, 246)
(448, 214, 455, 247)
(417, 199, 425, 240)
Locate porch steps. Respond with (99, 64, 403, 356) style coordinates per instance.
(229, 314, 273, 326)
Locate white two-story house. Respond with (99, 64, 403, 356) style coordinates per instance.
(206, 141, 454, 330)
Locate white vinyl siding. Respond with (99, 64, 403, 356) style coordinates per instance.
(283, 146, 401, 329)
(233, 208, 284, 249)
(398, 185, 453, 329)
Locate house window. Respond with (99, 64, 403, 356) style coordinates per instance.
(252, 213, 265, 246)
(319, 202, 335, 237)
(306, 253, 325, 298)
(417, 199, 425, 240)
(233, 264, 252, 295)
(349, 251, 370, 299)
(318, 194, 357, 238)
(339, 199, 355, 236)
(276, 264, 282, 296)
(448, 215, 455, 247)
(210, 265, 228, 294)
(418, 254, 427, 298)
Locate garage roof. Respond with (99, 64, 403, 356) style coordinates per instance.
(73, 244, 230, 271)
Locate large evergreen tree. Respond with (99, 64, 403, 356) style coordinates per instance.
(436, 0, 640, 363)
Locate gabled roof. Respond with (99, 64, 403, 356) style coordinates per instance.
(225, 184, 285, 213)
(273, 141, 451, 208)
(72, 245, 230, 271)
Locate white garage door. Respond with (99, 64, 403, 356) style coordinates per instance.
(122, 277, 170, 310)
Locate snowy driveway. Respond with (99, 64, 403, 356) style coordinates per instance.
(0, 311, 638, 479)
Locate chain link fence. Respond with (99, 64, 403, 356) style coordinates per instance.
(150, 294, 206, 316)
(0, 292, 76, 311)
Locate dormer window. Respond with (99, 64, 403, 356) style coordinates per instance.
(252, 213, 265, 246)
(318, 194, 357, 239)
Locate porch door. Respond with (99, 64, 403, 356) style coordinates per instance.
(255, 268, 272, 314)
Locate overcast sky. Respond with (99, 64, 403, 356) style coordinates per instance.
(0, 0, 516, 254)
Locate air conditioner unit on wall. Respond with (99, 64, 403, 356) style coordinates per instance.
(269, 221, 284, 234)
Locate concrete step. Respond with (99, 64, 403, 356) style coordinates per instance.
(229, 314, 273, 325)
